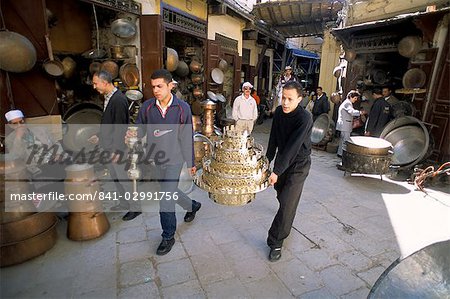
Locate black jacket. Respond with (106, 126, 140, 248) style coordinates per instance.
(366, 97, 393, 137)
(266, 105, 312, 176)
(100, 90, 129, 154)
(312, 93, 329, 120)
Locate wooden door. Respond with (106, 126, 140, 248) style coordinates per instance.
(140, 15, 163, 100)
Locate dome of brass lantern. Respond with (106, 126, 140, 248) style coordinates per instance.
(194, 125, 270, 206)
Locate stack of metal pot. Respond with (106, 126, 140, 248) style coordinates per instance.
(194, 125, 270, 206)
(65, 164, 110, 241)
(0, 155, 58, 267)
(342, 136, 393, 176)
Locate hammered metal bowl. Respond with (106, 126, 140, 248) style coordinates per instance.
(311, 113, 335, 145)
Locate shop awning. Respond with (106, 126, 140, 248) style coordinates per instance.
(291, 47, 320, 59)
(252, 0, 345, 38)
(332, 7, 450, 50)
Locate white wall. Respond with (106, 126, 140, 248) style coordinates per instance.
(208, 15, 246, 56)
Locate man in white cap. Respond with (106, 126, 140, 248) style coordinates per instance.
(275, 66, 298, 112)
(4, 109, 64, 176)
(232, 81, 258, 134)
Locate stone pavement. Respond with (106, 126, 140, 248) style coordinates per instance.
(2, 119, 450, 298)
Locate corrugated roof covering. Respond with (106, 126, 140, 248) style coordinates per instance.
(252, 0, 345, 37)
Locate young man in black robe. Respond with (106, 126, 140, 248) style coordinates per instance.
(265, 80, 313, 261)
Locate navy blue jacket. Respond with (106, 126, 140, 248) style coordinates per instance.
(135, 96, 194, 167)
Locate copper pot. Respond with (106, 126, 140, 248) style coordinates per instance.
(165, 47, 179, 72)
(100, 60, 119, 79)
(0, 31, 37, 73)
(189, 60, 203, 73)
(193, 87, 204, 98)
(110, 45, 127, 59)
(119, 63, 140, 87)
(89, 61, 102, 75)
(67, 212, 110, 241)
(1, 221, 58, 267)
(175, 61, 190, 77)
(191, 73, 204, 85)
(62, 56, 76, 79)
(1, 212, 56, 244)
(402, 68, 427, 89)
(191, 99, 203, 115)
(398, 36, 422, 58)
(192, 115, 202, 132)
(344, 49, 357, 62)
(65, 164, 102, 212)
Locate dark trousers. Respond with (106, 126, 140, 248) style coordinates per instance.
(267, 157, 311, 248)
(157, 164, 195, 240)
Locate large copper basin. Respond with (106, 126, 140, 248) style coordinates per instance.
(1, 221, 58, 267)
(1, 212, 56, 244)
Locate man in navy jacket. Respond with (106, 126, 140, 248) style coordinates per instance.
(130, 69, 201, 255)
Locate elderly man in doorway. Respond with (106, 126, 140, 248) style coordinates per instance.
(232, 81, 258, 134)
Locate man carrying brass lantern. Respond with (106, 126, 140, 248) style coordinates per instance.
(265, 80, 313, 262)
(232, 81, 258, 134)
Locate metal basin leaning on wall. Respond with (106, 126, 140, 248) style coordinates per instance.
(380, 116, 429, 168)
(311, 113, 335, 145)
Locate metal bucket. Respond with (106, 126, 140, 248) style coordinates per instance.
(311, 113, 335, 145)
(380, 116, 430, 168)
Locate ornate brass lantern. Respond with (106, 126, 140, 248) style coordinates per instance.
(194, 126, 270, 206)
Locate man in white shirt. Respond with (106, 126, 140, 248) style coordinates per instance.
(232, 82, 258, 134)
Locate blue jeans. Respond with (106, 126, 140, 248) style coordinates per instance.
(156, 163, 195, 240)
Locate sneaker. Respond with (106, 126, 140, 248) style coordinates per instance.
(184, 201, 201, 223)
(268, 247, 282, 262)
(122, 212, 142, 221)
(156, 238, 175, 255)
(336, 163, 345, 171)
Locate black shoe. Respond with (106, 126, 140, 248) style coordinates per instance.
(122, 211, 142, 221)
(269, 247, 282, 262)
(184, 201, 201, 223)
(110, 204, 129, 211)
(156, 238, 175, 255)
(336, 163, 345, 171)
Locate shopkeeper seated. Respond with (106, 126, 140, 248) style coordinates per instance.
(4, 109, 66, 180)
